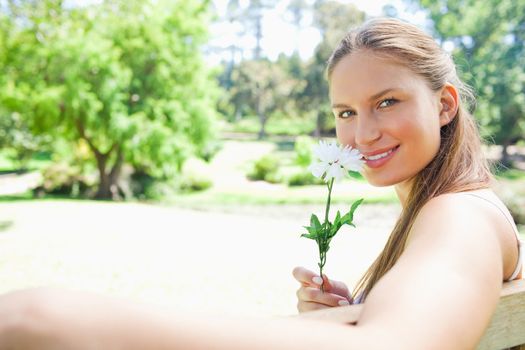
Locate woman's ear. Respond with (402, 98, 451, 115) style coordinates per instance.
(439, 83, 459, 127)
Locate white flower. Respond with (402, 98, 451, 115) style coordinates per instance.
(308, 140, 363, 182)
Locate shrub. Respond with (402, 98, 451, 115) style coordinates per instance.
(287, 171, 324, 187)
(179, 157, 213, 192)
(36, 162, 93, 197)
(294, 135, 315, 167)
(248, 153, 280, 182)
(495, 182, 525, 226)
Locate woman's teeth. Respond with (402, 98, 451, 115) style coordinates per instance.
(365, 147, 395, 161)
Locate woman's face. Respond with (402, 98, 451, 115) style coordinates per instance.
(330, 50, 444, 188)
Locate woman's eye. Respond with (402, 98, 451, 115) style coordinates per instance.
(378, 98, 398, 108)
(338, 110, 355, 119)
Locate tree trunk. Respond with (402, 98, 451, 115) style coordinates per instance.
(501, 141, 512, 168)
(314, 110, 323, 138)
(258, 114, 267, 140)
(75, 118, 123, 200)
(108, 148, 124, 200)
(256, 89, 266, 140)
(254, 10, 262, 60)
(94, 152, 111, 200)
(94, 147, 123, 200)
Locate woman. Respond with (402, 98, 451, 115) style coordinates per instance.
(0, 17, 522, 350)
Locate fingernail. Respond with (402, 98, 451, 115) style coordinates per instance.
(338, 300, 350, 306)
(312, 276, 323, 285)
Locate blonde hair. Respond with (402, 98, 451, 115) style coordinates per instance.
(326, 18, 493, 301)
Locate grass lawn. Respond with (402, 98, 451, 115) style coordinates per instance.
(0, 151, 53, 173)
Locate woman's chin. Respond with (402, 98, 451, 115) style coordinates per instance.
(363, 173, 404, 187)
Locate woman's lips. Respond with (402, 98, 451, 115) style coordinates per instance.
(363, 145, 399, 169)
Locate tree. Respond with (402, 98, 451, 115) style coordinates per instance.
(300, 1, 364, 137)
(284, 0, 311, 53)
(229, 59, 296, 139)
(1, 0, 220, 198)
(414, 0, 525, 166)
(226, 0, 278, 60)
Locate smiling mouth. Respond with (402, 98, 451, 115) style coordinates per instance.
(362, 146, 400, 161)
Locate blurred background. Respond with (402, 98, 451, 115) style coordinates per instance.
(0, 0, 523, 318)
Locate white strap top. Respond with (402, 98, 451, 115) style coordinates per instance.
(465, 193, 523, 281)
(509, 238, 524, 281)
(352, 192, 523, 305)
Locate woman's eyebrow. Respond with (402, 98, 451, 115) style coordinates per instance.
(368, 87, 400, 102)
(331, 103, 352, 109)
(331, 87, 402, 109)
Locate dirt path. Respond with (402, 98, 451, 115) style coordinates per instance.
(0, 200, 399, 318)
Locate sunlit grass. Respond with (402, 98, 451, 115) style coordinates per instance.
(165, 187, 398, 208)
(495, 167, 525, 181)
(0, 151, 53, 173)
(225, 116, 316, 136)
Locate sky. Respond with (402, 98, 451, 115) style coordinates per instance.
(66, 0, 428, 65)
(207, 0, 428, 65)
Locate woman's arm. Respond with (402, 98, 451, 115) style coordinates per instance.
(356, 193, 504, 349)
(0, 193, 504, 350)
(0, 287, 377, 350)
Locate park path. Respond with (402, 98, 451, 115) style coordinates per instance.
(0, 200, 399, 318)
(0, 171, 41, 196)
(207, 139, 277, 193)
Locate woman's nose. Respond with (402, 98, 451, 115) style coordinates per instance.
(355, 115, 381, 146)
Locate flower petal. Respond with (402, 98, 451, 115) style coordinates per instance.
(340, 146, 364, 172)
(308, 162, 329, 179)
(313, 140, 339, 163)
(326, 163, 345, 182)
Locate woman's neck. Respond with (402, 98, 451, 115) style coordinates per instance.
(395, 179, 414, 208)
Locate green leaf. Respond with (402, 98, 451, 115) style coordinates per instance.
(300, 233, 317, 240)
(341, 198, 363, 226)
(334, 210, 341, 228)
(300, 225, 319, 239)
(310, 213, 322, 232)
(329, 210, 343, 238)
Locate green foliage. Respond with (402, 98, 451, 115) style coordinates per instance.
(229, 59, 297, 139)
(229, 116, 315, 136)
(248, 153, 280, 182)
(294, 135, 315, 167)
(285, 135, 323, 186)
(495, 168, 525, 181)
(216, 1, 365, 139)
(287, 171, 324, 186)
(507, 196, 525, 226)
(179, 158, 213, 192)
(497, 181, 525, 225)
(298, 2, 365, 136)
(301, 195, 363, 289)
(37, 162, 94, 197)
(0, 0, 220, 199)
(414, 0, 525, 165)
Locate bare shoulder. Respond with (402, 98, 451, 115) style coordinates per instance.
(357, 190, 505, 348)
(411, 189, 518, 280)
(410, 189, 511, 246)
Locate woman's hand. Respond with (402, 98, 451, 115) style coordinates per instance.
(292, 266, 353, 313)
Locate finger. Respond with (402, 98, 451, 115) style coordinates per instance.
(321, 274, 333, 292)
(296, 286, 351, 308)
(292, 266, 323, 287)
(322, 274, 353, 302)
(297, 300, 331, 313)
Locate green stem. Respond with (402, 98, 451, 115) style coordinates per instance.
(324, 178, 334, 227)
(319, 178, 334, 293)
